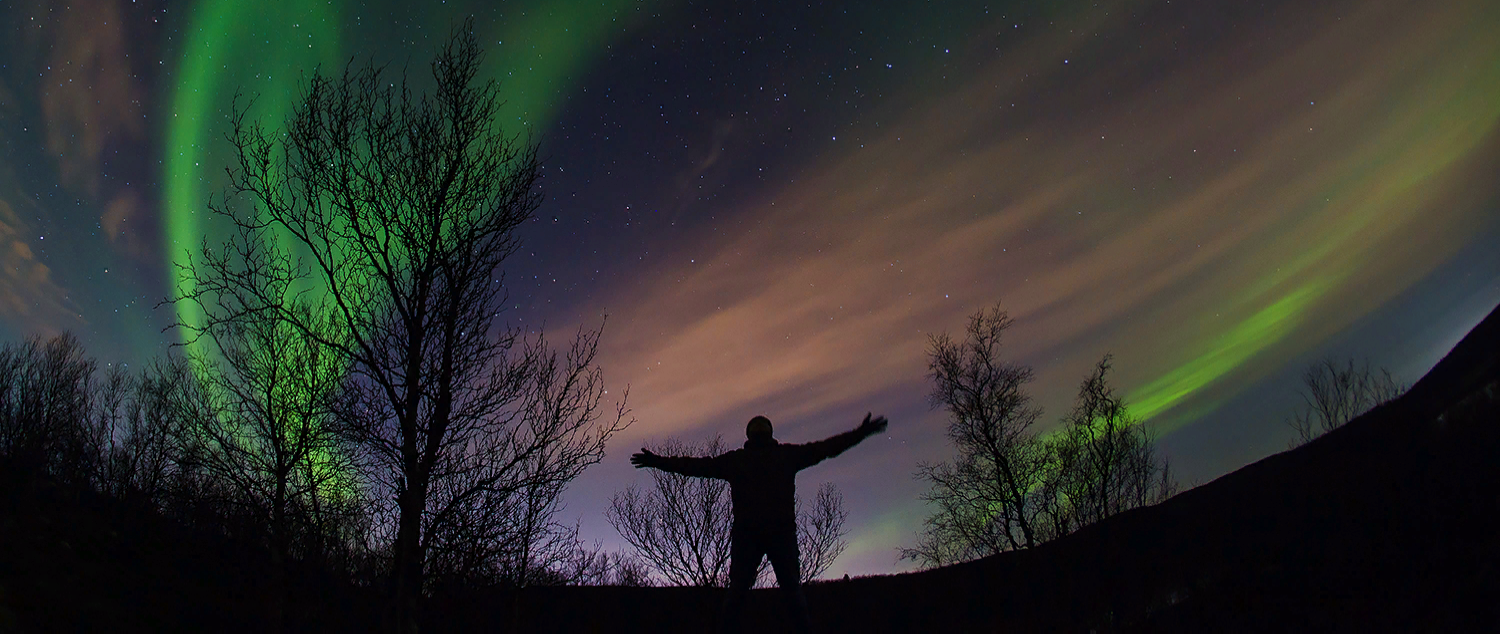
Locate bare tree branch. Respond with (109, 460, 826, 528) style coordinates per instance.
(1287, 357, 1406, 445)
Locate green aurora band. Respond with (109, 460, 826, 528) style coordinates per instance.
(1123, 14, 1500, 429)
(165, 0, 344, 344)
(164, 0, 655, 355)
(162, 0, 658, 497)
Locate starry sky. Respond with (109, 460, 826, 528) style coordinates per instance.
(3, 0, 1498, 577)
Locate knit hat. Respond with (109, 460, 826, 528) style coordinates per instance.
(746, 415, 773, 439)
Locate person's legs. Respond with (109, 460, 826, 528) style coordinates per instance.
(767, 534, 812, 634)
(719, 535, 762, 634)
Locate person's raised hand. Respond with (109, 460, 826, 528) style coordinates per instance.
(860, 412, 889, 435)
(630, 448, 660, 469)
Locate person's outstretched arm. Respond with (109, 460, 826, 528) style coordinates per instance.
(793, 413, 888, 470)
(631, 449, 728, 479)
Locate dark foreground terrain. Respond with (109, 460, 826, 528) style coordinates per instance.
(4, 303, 1498, 633)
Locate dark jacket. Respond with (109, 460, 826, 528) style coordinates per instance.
(652, 426, 875, 537)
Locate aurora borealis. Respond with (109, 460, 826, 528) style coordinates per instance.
(2, 0, 1497, 579)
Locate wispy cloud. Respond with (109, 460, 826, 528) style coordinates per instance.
(0, 199, 85, 335)
(39, 0, 147, 197)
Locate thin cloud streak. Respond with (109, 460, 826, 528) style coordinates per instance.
(0, 200, 85, 335)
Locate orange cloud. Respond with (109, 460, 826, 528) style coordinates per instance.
(40, 0, 146, 197)
(100, 189, 152, 259)
(0, 199, 85, 335)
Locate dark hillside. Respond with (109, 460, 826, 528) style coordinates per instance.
(872, 298, 1500, 633)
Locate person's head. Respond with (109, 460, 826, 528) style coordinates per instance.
(746, 415, 773, 440)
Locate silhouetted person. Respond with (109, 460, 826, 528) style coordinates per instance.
(632, 413, 889, 634)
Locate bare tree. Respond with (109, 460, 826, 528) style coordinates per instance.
(169, 299, 358, 629)
(176, 21, 628, 631)
(88, 363, 134, 495)
(411, 326, 628, 592)
(549, 549, 655, 587)
(1288, 357, 1405, 445)
(0, 334, 99, 483)
(0, 335, 202, 513)
(191, 306, 350, 536)
(607, 437, 734, 587)
(1046, 356, 1175, 537)
(94, 357, 196, 507)
(796, 482, 850, 582)
(609, 437, 852, 586)
(902, 305, 1051, 567)
(605, 551, 657, 587)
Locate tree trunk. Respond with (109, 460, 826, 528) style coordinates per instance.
(270, 476, 289, 633)
(391, 481, 428, 634)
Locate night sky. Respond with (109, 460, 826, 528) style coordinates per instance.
(3, 0, 1498, 577)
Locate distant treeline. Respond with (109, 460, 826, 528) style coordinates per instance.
(0, 332, 637, 593)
